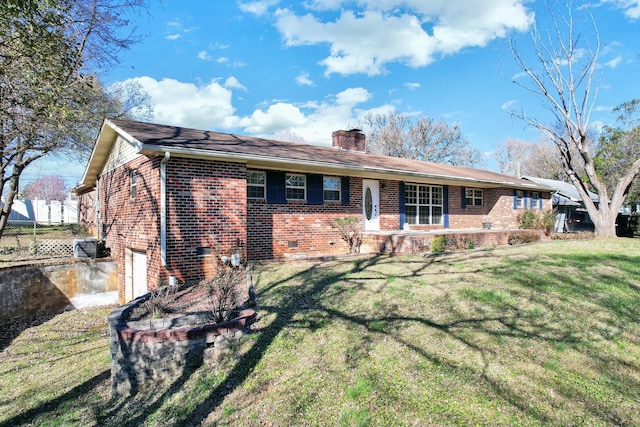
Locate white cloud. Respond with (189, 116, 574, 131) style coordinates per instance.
(605, 56, 623, 68)
(501, 100, 516, 110)
(404, 82, 420, 90)
(272, 1, 534, 75)
(123, 77, 238, 131)
(224, 76, 247, 91)
(239, 103, 307, 133)
(165, 34, 181, 41)
(295, 72, 314, 86)
(216, 57, 229, 63)
(197, 50, 212, 61)
(115, 77, 380, 146)
(239, 0, 281, 15)
(603, 0, 640, 19)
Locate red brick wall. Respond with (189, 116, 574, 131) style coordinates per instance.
(98, 156, 161, 303)
(98, 155, 552, 297)
(247, 177, 361, 260)
(165, 159, 246, 284)
(99, 156, 247, 302)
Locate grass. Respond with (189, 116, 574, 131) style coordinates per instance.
(1, 238, 639, 426)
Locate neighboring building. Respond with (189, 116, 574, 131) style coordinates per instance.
(522, 176, 598, 233)
(75, 119, 550, 303)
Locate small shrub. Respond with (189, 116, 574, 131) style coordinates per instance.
(508, 232, 541, 245)
(431, 235, 447, 253)
(464, 239, 476, 250)
(333, 216, 362, 254)
(143, 286, 178, 318)
(517, 210, 557, 236)
(202, 268, 246, 323)
(517, 210, 538, 229)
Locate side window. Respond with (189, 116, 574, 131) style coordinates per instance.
(130, 169, 137, 199)
(247, 171, 266, 199)
(515, 190, 524, 208)
(323, 176, 341, 201)
(465, 188, 483, 206)
(286, 174, 306, 200)
(532, 192, 539, 209)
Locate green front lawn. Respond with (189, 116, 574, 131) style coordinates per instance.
(1, 238, 639, 426)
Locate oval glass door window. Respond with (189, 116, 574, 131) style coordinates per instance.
(365, 187, 373, 220)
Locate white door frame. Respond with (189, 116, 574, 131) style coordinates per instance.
(362, 179, 380, 231)
(125, 248, 148, 302)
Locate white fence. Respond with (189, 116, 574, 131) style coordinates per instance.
(7, 198, 78, 224)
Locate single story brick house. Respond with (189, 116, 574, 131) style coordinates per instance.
(75, 118, 550, 303)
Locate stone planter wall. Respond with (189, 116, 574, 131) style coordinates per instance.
(108, 295, 256, 398)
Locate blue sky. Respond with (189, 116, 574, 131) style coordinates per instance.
(26, 0, 640, 189)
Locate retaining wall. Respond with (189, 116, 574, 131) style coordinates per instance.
(0, 259, 118, 325)
(108, 295, 256, 398)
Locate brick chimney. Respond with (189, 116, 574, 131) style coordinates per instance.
(332, 129, 366, 152)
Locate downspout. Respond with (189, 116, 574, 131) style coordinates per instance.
(160, 152, 170, 267)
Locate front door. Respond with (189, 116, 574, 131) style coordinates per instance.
(362, 179, 380, 231)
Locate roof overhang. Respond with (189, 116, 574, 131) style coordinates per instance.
(139, 144, 545, 191)
(76, 119, 549, 193)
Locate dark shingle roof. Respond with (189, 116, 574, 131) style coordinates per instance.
(89, 119, 545, 190)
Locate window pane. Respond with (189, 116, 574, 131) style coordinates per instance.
(405, 184, 417, 204)
(286, 174, 305, 187)
(247, 186, 264, 198)
(432, 206, 442, 224)
(247, 171, 265, 185)
(323, 176, 340, 190)
(406, 205, 417, 224)
(324, 190, 340, 201)
(419, 186, 429, 205)
(431, 186, 443, 205)
(287, 187, 305, 200)
(419, 207, 429, 224)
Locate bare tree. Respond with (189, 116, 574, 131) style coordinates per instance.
(495, 137, 585, 180)
(0, 0, 149, 240)
(362, 111, 484, 167)
(510, 3, 640, 236)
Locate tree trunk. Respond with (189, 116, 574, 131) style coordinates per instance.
(592, 207, 617, 237)
(0, 159, 26, 241)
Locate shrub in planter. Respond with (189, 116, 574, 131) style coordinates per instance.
(517, 210, 557, 236)
(431, 236, 447, 253)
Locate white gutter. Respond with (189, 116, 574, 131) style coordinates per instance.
(141, 144, 544, 190)
(160, 152, 170, 267)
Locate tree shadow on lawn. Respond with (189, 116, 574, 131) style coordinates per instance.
(10, 248, 636, 426)
(0, 369, 110, 427)
(120, 249, 638, 426)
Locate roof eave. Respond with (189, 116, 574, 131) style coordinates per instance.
(79, 118, 144, 188)
(141, 144, 546, 191)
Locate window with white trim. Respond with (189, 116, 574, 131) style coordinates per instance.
(130, 169, 137, 198)
(323, 176, 341, 201)
(532, 191, 539, 208)
(246, 171, 266, 199)
(405, 184, 443, 225)
(465, 188, 483, 206)
(515, 190, 524, 208)
(286, 173, 306, 200)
